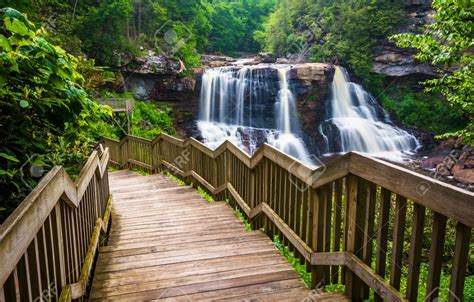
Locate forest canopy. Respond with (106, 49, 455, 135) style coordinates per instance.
(0, 0, 275, 67)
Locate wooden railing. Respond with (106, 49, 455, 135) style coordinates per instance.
(0, 145, 112, 302)
(103, 134, 473, 302)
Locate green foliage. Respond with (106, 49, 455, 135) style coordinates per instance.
(391, 0, 473, 145)
(257, 0, 404, 86)
(0, 0, 277, 69)
(90, 99, 175, 141)
(205, 0, 275, 55)
(0, 8, 110, 222)
(197, 186, 214, 203)
(273, 235, 311, 287)
(78, 0, 133, 66)
(380, 88, 468, 134)
(234, 205, 252, 231)
(131, 101, 175, 139)
(166, 172, 186, 186)
(76, 57, 116, 92)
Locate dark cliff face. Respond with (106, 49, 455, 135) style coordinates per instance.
(123, 58, 336, 143)
(372, 2, 435, 79)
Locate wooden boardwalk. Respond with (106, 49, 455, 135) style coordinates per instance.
(89, 170, 348, 301)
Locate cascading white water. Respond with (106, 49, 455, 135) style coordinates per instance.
(271, 67, 311, 162)
(197, 64, 311, 162)
(319, 66, 420, 161)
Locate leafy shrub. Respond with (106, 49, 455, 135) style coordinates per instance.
(380, 88, 469, 134)
(391, 0, 473, 145)
(130, 101, 175, 139)
(0, 8, 111, 222)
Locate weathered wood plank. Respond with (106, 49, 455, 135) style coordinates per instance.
(406, 203, 425, 301)
(89, 172, 324, 301)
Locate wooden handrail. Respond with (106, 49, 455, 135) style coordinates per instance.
(0, 146, 111, 301)
(102, 135, 474, 225)
(102, 134, 473, 301)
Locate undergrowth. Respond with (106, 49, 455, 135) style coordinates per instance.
(130, 167, 150, 176)
(197, 186, 214, 203)
(233, 205, 252, 231)
(166, 172, 186, 186)
(273, 235, 312, 287)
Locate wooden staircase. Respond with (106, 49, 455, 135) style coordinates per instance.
(2, 137, 472, 301)
(89, 170, 349, 301)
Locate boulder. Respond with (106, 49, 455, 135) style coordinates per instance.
(453, 169, 474, 185)
(288, 63, 335, 81)
(123, 51, 185, 76)
(275, 58, 290, 64)
(257, 52, 276, 64)
(420, 155, 444, 169)
(200, 54, 236, 68)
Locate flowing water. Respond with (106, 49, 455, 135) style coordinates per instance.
(197, 63, 420, 164)
(319, 66, 420, 161)
(197, 64, 311, 162)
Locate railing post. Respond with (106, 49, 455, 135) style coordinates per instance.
(310, 186, 325, 289)
(54, 203, 67, 289)
(249, 165, 259, 230)
(126, 135, 131, 169)
(224, 145, 229, 202)
(344, 174, 364, 301)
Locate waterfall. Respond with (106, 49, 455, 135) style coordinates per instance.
(197, 64, 311, 162)
(319, 66, 420, 161)
(271, 67, 311, 162)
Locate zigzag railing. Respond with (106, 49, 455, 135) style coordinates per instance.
(102, 134, 474, 302)
(0, 145, 112, 302)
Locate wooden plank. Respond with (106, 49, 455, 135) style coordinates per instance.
(311, 186, 325, 288)
(160, 279, 306, 301)
(322, 184, 332, 285)
(345, 253, 404, 302)
(344, 174, 359, 297)
(70, 219, 102, 299)
(227, 183, 251, 216)
(0, 167, 65, 286)
(374, 188, 391, 302)
(90, 270, 300, 300)
(390, 195, 407, 290)
(406, 203, 425, 301)
(449, 222, 471, 301)
(332, 178, 343, 284)
(426, 212, 447, 301)
(311, 252, 346, 266)
(261, 203, 312, 261)
(88, 172, 328, 301)
(93, 251, 284, 282)
(350, 152, 474, 228)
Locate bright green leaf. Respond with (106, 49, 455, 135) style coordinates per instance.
(0, 152, 20, 162)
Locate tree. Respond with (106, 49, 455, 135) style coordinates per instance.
(392, 0, 473, 145)
(77, 0, 133, 66)
(0, 8, 111, 220)
(257, 0, 405, 87)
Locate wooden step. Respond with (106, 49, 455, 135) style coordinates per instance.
(89, 170, 349, 301)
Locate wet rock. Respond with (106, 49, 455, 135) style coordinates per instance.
(275, 58, 290, 64)
(288, 63, 335, 82)
(420, 155, 444, 169)
(200, 55, 236, 68)
(423, 141, 474, 187)
(123, 51, 185, 76)
(257, 52, 276, 64)
(453, 169, 474, 184)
